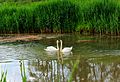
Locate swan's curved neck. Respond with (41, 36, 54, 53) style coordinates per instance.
(57, 41, 59, 49)
(60, 40, 62, 51)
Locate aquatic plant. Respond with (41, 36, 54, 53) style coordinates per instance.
(0, 71, 7, 82)
(20, 60, 27, 82)
(68, 59, 80, 82)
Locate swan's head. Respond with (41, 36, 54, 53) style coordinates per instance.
(56, 40, 59, 43)
(60, 40, 62, 43)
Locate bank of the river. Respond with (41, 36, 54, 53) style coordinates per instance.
(0, 34, 41, 42)
(0, 0, 120, 35)
(0, 34, 64, 42)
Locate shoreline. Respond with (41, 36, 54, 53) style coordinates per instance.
(0, 33, 63, 42)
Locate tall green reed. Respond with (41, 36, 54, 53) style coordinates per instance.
(1, 0, 120, 35)
(0, 71, 7, 82)
(20, 60, 27, 82)
(0, 0, 80, 33)
(33, 0, 80, 33)
(68, 59, 80, 82)
(76, 0, 120, 35)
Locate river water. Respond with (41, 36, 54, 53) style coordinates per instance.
(0, 34, 120, 82)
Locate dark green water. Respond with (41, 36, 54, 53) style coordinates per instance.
(0, 34, 120, 82)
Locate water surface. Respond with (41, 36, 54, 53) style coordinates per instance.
(0, 34, 120, 82)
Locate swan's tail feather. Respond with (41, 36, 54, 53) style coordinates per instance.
(70, 46, 73, 50)
(44, 48, 47, 51)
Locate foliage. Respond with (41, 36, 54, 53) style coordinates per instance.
(76, 0, 120, 35)
(0, 71, 7, 82)
(0, 0, 120, 35)
(0, 0, 80, 33)
(20, 60, 27, 82)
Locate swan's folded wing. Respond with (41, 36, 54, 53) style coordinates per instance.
(46, 46, 56, 49)
(62, 47, 72, 53)
(63, 47, 72, 50)
(44, 46, 58, 52)
(47, 46, 54, 48)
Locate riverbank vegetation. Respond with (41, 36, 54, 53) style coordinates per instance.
(0, 0, 120, 35)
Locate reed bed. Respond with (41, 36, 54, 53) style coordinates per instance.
(76, 0, 120, 35)
(0, 0, 120, 35)
(0, 0, 80, 33)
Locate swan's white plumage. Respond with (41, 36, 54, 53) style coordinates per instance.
(44, 40, 73, 56)
(62, 47, 72, 53)
(44, 40, 59, 52)
(60, 40, 72, 54)
(44, 47, 58, 52)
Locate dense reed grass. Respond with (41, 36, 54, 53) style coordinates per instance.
(0, 0, 80, 33)
(0, 0, 120, 35)
(76, 0, 120, 35)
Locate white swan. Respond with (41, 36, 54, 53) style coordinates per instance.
(60, 40, 72, 54)
(44, 40, 59, 52)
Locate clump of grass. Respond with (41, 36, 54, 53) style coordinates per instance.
(20, 60, 27, 82)
(1, 0, 120, 35)
(17, 7, 34, 33)
(0, 71, 7, 82)
(68, 59, 80, 82)
(76, 0, 120, 35)
(33, 0, 80, 33)
(0, 0, 80, 34)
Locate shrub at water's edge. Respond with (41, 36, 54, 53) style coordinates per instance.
(0, 0, 120, 35)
